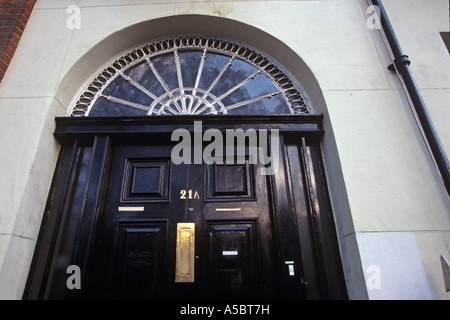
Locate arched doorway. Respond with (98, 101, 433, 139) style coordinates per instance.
(25, 30, 347, 300)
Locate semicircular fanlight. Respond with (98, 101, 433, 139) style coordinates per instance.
(68, 36, 311, 117)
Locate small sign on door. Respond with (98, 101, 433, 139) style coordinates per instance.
(223, 250, 238, 256)
(285, 261, 295, 276)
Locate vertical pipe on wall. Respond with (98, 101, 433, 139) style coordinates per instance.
(370, 0, 450, 196)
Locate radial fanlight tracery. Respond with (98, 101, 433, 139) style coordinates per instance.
(68, 37, 311, 117)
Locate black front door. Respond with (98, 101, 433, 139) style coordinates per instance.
(24, 116, 347, 300)
(88, 140, 298, 299)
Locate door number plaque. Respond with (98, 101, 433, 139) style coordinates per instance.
(180, 189, 200, 200)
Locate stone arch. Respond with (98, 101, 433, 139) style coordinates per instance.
(53, 15, 326, 117)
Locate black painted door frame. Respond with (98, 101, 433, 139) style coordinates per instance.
(23, 115, 348, 300)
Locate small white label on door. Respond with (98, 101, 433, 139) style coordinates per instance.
(288, 264, 295, 276)
(118, 206, 144, 212)
(223, 251, 238, 256)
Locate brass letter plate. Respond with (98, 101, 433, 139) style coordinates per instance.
(175, 223, 195, 283)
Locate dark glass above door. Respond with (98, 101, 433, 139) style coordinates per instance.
(68, 37, 311, 117)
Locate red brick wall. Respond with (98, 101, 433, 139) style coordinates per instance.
(0, 0, 36, 83)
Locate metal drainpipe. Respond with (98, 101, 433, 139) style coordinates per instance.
(370, 0, 450, 196)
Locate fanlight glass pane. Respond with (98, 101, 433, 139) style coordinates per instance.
(69, 37, 310, 117)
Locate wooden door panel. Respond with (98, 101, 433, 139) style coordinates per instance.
(86, 144, 184, 299)
(206, 220, 259, 299)
(121, 159, 170, 202)
(206, 162, 255, 201)
(116, 221, 167, 299)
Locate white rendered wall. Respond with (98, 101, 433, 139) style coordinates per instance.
(0, 0, 448, 299)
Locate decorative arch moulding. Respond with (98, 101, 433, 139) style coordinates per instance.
(68, 36, 312, 117)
